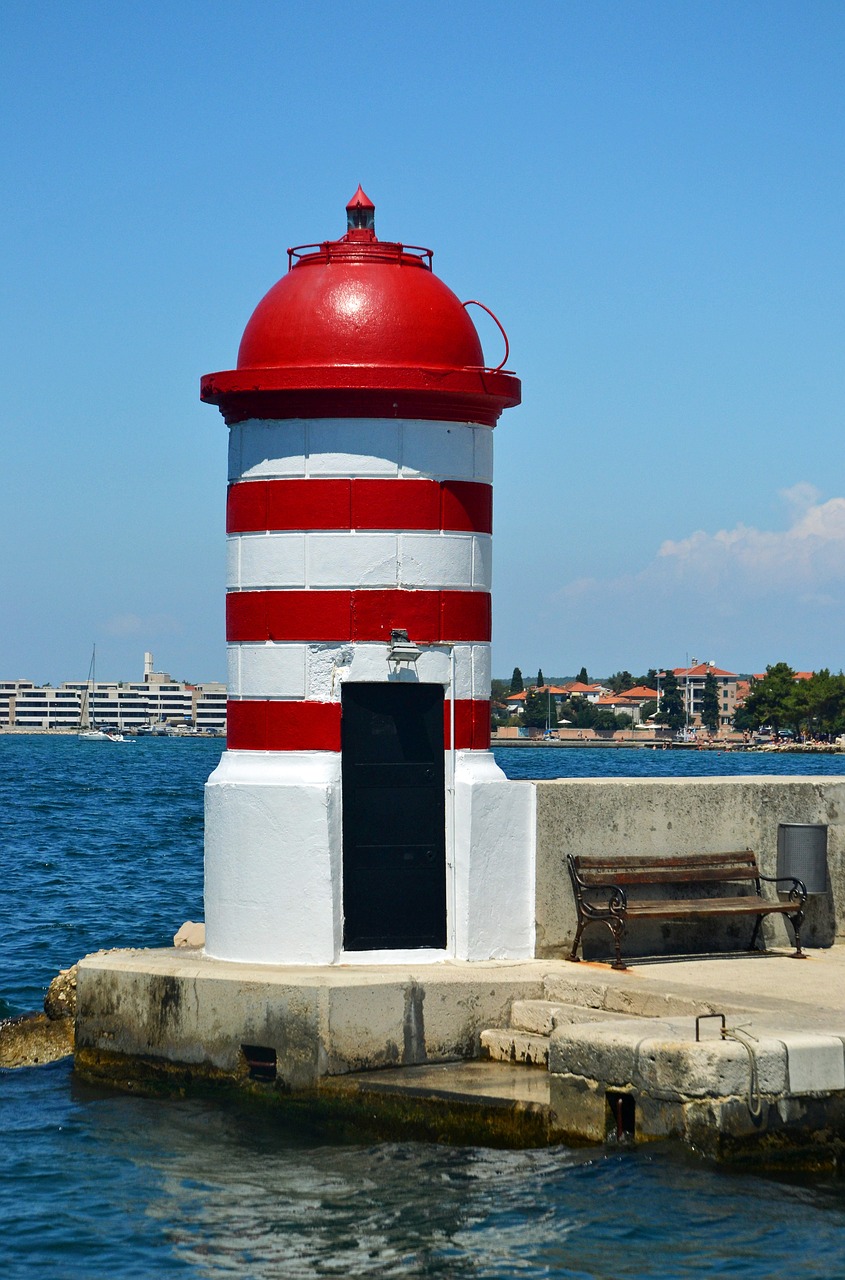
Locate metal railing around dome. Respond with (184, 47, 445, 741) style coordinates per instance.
(287, 241, 434, 270)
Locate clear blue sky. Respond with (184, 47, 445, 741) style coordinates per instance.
(2, 1, 843, 683)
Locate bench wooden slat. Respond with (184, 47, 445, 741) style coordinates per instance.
(624, 895, 795, 919)
(573, 852, 756, 870)
(578, 866, 758, 886)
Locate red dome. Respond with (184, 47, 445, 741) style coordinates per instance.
(201, 192, 520, 426)
(237, 248, 484, 372)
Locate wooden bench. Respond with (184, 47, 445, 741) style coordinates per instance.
(566, 851, 807, 971)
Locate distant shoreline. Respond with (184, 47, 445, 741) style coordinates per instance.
(3, 727, 839, 756)
(0, 727, 224, 738)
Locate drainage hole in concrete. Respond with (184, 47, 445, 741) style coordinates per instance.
(606, 1091, 636, 1143)
(241, 1044, 277, 1082)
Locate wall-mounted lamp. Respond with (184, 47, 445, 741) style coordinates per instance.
(388, 628, 422, 666)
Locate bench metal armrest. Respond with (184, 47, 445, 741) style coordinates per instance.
(580, 883, 628, 919)
(758, 874, 808, 907)
(566, 858, 628, 918)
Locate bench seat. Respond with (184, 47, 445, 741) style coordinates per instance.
(567, 851, 807, 970)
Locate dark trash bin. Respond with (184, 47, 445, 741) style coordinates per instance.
(777, 823, 828, 894)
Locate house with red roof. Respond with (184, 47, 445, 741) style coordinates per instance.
(504, 681, 607, 717)
(670, 662, 738, 729)
(561, 681, 607, 703)
(595, 686, 658, 725)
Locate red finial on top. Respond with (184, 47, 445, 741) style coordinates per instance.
(346, 185, 376, 235)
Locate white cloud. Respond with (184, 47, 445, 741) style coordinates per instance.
(509, 485, 845, 673)
(656, 488, 845, 594)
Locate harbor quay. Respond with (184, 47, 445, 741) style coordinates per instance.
(73, 774, 845, 1167)
(73, 945, 845, 1166)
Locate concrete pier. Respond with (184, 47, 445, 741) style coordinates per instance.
(75, 944, 845, 1166)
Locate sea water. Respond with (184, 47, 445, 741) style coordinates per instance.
(2, 736, 845, 1279)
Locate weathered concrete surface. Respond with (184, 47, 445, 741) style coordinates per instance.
(540, 949, 845, 1164)
(534, 777, 845, 959)
(320, 1061, 554, 1147)
(73, 941, 845, 1165)
(75, 949, 548, 1091)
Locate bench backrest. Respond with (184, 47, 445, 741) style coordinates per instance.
(569, 851, 760, 886)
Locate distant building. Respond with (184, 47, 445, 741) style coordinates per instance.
(751, 670, 814, 682)
(504, 681, 609, 718)
(595, 685, 658, 724)
(671, 662, 738, 730)
(560, 681, 607, 703)
(0, 653, 226, 733)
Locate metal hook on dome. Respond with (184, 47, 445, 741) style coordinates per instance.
(462, 300, 510, 373)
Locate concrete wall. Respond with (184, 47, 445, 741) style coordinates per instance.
(533, 777, 845, 960)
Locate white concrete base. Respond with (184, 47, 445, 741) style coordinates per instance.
(204, 751, 343, 965)
(204, 749, 536, 966)
(454, 752, 536, 960)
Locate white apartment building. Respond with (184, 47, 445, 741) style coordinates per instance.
(0, 653, 227, 733)
(672, 661, 739, 730)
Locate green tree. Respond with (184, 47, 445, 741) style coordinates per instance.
(523, 686, 550, 729)
(559, 697, 597, 729)
(656, 669, 684, 730)
(701, 671, 721, 733)
(577, 666, 589, 685)
(639, 699, 658, 722)
(786, 677, 813, 736)
(509, 667, 524, 694)
(732, 702, 756, 733)
(490, 678, 510, 703)
(536, 668, 545, 689)
(607, 670, 634, 693)
(805, 669, 845, 737)
(740, 663, 796, 734)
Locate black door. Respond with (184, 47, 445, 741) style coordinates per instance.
(342, 682, 446, 950)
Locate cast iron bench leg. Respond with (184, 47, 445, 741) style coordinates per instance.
(568, 920, 585, 963)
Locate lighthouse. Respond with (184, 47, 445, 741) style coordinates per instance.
(201, 190, 535, 966)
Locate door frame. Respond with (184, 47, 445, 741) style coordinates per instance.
(338, 668, 456, 960)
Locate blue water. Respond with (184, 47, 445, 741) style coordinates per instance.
(3, 735, 845, 1278)
(496, 744, 845, 782)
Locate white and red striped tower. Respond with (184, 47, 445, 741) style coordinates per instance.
(201, 190, 536, 965)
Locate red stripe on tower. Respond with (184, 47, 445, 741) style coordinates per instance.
(227, 478, 492, 535)
(226, 590, 491, 644)
(225, 698, 492, 751)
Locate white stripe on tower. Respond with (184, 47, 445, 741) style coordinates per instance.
(227, 531, 492, 591)
(229, 418, 493, 483)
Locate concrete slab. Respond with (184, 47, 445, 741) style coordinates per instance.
(781, 1033, 845, 1094)
(333, 1060, 551, 1108)
(611, 949, 845, 1024)
(75, 948, 550, 1089)
(320, 1062, 555, 1148)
